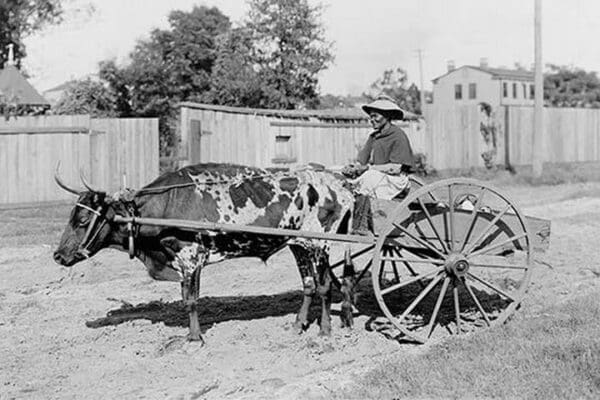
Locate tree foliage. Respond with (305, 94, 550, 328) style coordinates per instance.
(243, 0, 333, 109)
(57, 1, 333, 154)
(0, 0, 64, 67)
(53, 78, 118, 117)
(544, 64, 600, 108)
(364, 67, 421, 114)
(98, 6, 231, 152)
(202, 27, 265, 107)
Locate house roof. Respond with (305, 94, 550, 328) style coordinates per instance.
(44, 81, 75, 93)
(0, 65, 50, 106)
(432, 65, 534, 84)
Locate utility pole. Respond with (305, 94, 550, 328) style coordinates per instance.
(416, 49, 425, 115)
(532, 0, 544, 177)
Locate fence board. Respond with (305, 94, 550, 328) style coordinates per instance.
(0, 115, 159, 204)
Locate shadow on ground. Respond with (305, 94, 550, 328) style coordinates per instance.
(86, 289, 350, 330)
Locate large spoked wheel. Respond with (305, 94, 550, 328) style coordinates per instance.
(372, 178, 533, 343)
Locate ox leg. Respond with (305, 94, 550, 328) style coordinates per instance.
(316, 250, 333, 336)
(289, 243, 316, 333)
(162, 236, 207, 343)
(340, 246, 356, 329)
(186, 266, 204, 343)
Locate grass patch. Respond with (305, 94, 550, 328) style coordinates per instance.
(0, 204, 72, 247)
(337, 292, 600, 399)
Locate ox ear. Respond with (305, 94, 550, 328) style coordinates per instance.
(160, 236, 195, 258)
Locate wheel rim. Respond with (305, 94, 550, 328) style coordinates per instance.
(372, 178, 533, 343)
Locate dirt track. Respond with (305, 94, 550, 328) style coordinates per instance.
(2, 181, 600, 400)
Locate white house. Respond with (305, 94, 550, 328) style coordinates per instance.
(432, 59, 534, 108)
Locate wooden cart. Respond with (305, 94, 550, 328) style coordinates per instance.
(115, 177, 550, 344)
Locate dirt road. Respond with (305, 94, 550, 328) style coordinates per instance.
(1, 182, 600, 399)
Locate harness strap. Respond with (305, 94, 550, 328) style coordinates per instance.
(127, 220, 136, 259)
(76, 203, 102, 216)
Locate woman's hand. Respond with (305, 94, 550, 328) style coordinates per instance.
(370, 163, 403, 175)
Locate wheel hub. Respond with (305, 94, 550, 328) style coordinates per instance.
(444, 253, 470, 277)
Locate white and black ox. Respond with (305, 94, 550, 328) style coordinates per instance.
(53, 163, 358, 343)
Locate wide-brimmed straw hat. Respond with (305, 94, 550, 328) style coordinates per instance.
(361, 95, 406, 120)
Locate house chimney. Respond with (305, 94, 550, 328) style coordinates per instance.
(447, 60, 455, 72)
(480, 57, 488, 68)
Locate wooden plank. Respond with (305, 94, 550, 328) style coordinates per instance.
(113, 215, 376, 245)
(270, 121, 372, 128)
(0, 126, 89, 134)
(370, 199, 550, 252)
(0, 135, 7, 203)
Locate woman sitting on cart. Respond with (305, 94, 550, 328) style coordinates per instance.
(343, 95, 416, 200)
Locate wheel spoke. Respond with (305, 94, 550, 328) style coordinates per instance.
(417, 197, 448, 253)
(392, 222, 446, 259)
(426, 276, 450, 338)
(397, 273, 444, 322)
(462, 277, 491, 326)
(453, 280, 460, 335)
(390, 247, 427, 288)
(330, 245, 375, 269)
(469, 262, 529, 270)
(463, 204, 512, 255)
(460, 187, 486, 252)
(380, 256, 444, 265)
(381, 269, 439, 295)
(468, 232, 528, 258)
(379, 247, 387, 283)
(354, 259, 373, 283)
(467, 272, 515, 302)
(389, 259, 400, 283)
(448, 185, 455, 251)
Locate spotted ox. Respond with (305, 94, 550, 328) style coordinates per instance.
(53, 163, 356, 343)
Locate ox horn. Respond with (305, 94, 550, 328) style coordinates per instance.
(79, 168, 105, 194)
(54, 162, 83, 195)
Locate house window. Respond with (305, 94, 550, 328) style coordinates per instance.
(468, 83, 477, 99)
(523, 83, 527, 98)
(454, 84, 462, 100)
(512, 83, 517, 98)
(503, 82, 508, 97)
(530, 84, 535, 99)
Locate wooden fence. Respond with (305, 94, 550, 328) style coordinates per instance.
(180, 102, 600, 172)
(0, 115, 159, 205)
(179, 102, 425, 168)
(506, 106, 600, 165)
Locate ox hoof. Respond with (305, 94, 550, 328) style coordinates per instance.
(318, 328, 331, 337)
(187, 333, 205, 345)
(293, 321, 310, 334)
(340, 306, 354, 329)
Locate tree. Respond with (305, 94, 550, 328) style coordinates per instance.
(364, 67, 422, 114)
(202, 27, 265, 107)
(316, 94, 367, 109)
(244, 0, 333, 109)
(0, 0, 64, 67)
(544, 64, 600, 108)
(99, 6, 231, 153)
(53, 78, 118, 117)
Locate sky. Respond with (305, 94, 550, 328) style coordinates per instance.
(22, 0, 600, 96)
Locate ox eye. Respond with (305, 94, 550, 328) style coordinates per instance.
(77, 217, 90, 227)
